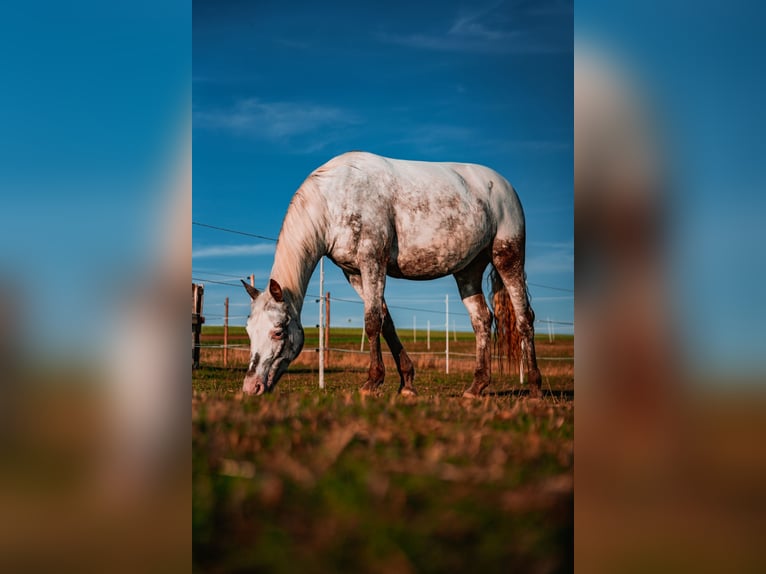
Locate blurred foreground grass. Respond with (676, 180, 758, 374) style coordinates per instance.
(193, 356, 574, 573)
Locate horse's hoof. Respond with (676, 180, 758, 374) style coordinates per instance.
(360, 381, 382, 395)
(400, 387, 418, 397)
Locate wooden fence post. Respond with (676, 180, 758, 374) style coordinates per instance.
(223, 296, 229, 366)
(445, 295, 449, 375)
(192, 283, 205, 369)
(325, 292, 330, 367)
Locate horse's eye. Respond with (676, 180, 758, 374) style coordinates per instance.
(271, 329, 284, 340)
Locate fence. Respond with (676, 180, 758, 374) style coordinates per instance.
(192, 283, 205, 369)
(194, 280, 572, 380)
(195, 343, 574, 396)
(192, 220, 573, 383)
(193, 338, 574, 391)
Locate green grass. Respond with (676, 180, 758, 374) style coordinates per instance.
(202, 325, 573, 348)
(193, 361, 573, 572)
(202, 325, 482, 341)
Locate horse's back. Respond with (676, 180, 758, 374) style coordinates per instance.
(314, 152, 525, 278)
(315, 152, 517, 204)
(333, 152, 525, 235)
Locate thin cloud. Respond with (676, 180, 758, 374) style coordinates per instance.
(194, 98, 360, 143)
(192, 243, 276, 259)
(529, 240, 575, 250)
(390, 125, 569, 158)
(479, 138, 571, 156)
(389, 124, 480, 155)
(449, 1, 516, 43)
(526, 241, 573, 275)
(379, 2, 570, 54)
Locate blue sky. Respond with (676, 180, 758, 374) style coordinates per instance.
(576, 2, 766, 378)
(193, 0, 573, 333)
(0, 1, 188, 355)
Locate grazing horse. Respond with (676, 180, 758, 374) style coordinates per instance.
(241, 151, 542, 398)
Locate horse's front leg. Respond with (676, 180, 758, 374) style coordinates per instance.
(359, 264, 387, 394)
(361, 304, 386, 393)
(381, 300, 417, 396)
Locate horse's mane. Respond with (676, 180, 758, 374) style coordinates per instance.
(270, 175, 328, 311)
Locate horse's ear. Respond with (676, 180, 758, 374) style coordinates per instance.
(241, 279, 260, 301)
(269, 279, 284, 303)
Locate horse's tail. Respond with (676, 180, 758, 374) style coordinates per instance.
(489, 265, 523, 375)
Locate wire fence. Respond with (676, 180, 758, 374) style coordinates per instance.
(193, 220, 574, 331)
(193, 343, 573, 362)
(192, 217, 574, 374)
(192, 273, 574, 326)
(193, 220, 574, 384)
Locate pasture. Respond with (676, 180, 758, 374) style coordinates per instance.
(193, 327, 573, 572)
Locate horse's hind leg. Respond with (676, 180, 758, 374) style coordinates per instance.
(492, 236, 543, 397)
(454, 254, 493, 398)
(381, 300, 417, 396)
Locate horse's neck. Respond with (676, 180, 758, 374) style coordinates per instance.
(270, 188, 327, 315)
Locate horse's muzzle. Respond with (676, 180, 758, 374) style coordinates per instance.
(243, 373, 267, 396)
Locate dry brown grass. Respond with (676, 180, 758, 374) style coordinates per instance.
(198, 328, 573, 393)
(193, 329, 573, 571)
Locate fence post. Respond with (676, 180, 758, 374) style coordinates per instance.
(325, 291, 330, 367)
(223, 297, 229, 366)
(427, 320, 430, 350)
(445, 295, 449, 375)
(318, 257, 325, 390)
(192, 283, 205, 369)
(519, 340, 526, 384)
(249, 273, 255, 287)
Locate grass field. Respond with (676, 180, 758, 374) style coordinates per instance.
(193, 327, 573, 572)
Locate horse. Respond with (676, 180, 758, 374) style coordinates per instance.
(240, 151, 542, 398)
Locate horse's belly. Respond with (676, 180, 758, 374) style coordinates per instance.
(389, 205, 490, 278)
(387, 250, 454, 279)
(388, 241, 482, 279)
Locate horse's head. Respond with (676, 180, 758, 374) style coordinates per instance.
(241, 279, 304, 395)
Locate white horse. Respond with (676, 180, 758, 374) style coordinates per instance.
(241, 151, 542, 398)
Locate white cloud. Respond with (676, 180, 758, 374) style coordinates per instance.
(449, 2, 516, 43)
(526, 240, 573, 274)
(192, 243, 276, 259)
(389, 124, 479, 155)
(193, 98, 359, 142)
(528, 240, 574, 250)
(379, 2, 570, 55)
(389, 124, 569, 158)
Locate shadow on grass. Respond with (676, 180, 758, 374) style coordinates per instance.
(444, 388, 574, 400)
(194, 364, 367, 375)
